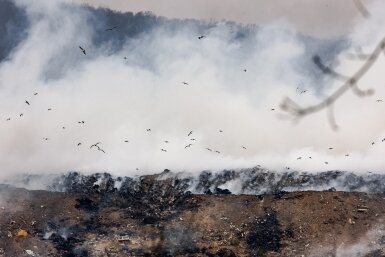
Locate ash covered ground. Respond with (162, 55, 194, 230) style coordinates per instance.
(2, 168, 385, 257)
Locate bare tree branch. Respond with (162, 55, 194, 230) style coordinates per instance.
(280, 38, 385, 130)
(353, 0, 371, 18)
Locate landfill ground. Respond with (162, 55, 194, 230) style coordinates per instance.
(1, 173, 385, 257)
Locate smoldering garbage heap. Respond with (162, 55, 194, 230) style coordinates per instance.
(48, 167, 385, 195)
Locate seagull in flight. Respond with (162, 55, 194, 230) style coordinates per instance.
(297, 157, 302, 160)
(345, 154, 350, 157)
(182, 82, 189, 86)
(77, 143, 82, 146)
(34, 93, 38, 96)
(124, 140, 129, 143)
(215, 150, 220, 154)
(329, 147, 333, 150)
(20, 113, 23, 117)
(79, 46, 86, 55)
(43, 137, 49, 141)
(161, 149, 167, 152)
(90, 142, 101, 149)
(48, 108, 52, 111)
(105, 26, 118, 31)
(376, 99, 383, 102)
(242, 146, 247, 150)
(78, 121, 85, 124)
(185, 144, 192, 149)
(25, 100, 30, 105)
(198, 35, 205, 40)
(147, 129, 151, 132)
(188, 131, 193, 136)
(371, 142, 375, 145)
(382, 138, 385, 142)
(271, 108, 275, 111)
(190, 138, 196, 141)
(6, 117, 10, 121)
(206, 148, 212, 151)
(243, 69, 247, 72)
(219, 130, 223, 133)
(164, 140, 169, 143)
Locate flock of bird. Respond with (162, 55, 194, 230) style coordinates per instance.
(3, 24, 385, 171)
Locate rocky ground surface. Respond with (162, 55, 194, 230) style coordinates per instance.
(1, 171, 385, 257)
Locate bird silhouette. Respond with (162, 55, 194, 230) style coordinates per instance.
(206, 148, 212, 151)
(6, 117, 10, 121)
(329, 147, 333, 150)
(77, 143, 82, 146)
(124, 140, 129, 143)
(19, 113, 23, 117)
(376, 99, 383, 102)
(190, 138, 196, 141)
(371, 142, 375, 145)
(382, 138, 385, 142)
(34, 93, 38, 96)
(79, 46, 86, 55)
(105, 26, 118, 31)
(325, 161, 329, 164)
(242, 146, 247, 150)
(90, 142, 101, 149)
(161, 149, 167, 152)
(98, 148, 105, 153)
(25, 100, 30, 105)
(185, 144, 192, 149)
(43, 137, 49, 141)
(345, 154, 350, 157)
(147, 129, 151, 132)
(297, 157, 302, 160)
(164, 140, 169, 143)
(271, 108, 275, 111)
(188, 131, 193, 136)
(182, 82, 189, 86)
(243, 69, 247, 72)
(48, 108, 52, 111)
(219, 130, 223, 133)
(198, 35, 205, 40)
(215, 150, 220, 154)
(78, 121, 85, 124)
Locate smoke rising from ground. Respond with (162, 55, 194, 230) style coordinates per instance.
(0, 0, 385, 179)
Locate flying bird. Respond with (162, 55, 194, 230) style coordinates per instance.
(185, 144, 192, 149)
(182, 82, 189, 86)
(325, 162, 329, 164)
(20, 113, 23, 117)
(242, 146, 247, 150)
(376, 99, 383, 102)
(161, 149, 167, 152)
(215, 150, 220, 154)
(79, 46, 86, 55)
(188, 131, 193, 136)
(98, 148, 105, 153)
(48, 108, 52, 111)
(371, 142, 375, 145)
(105, 26, 118, 31)
(78, 121, 85, 124)
(382, 138, 385, 142)
(90, 142, 101, 149)
(6, 117, 10, 121)
(345, 154, 350, 157)
(124, 140, 129, 143)
(77, 143, 82, 146)
(329, 147, 333, 150)
(147, 129, 151, 132)
(198, 35, 205, 40)
(206, 148, 212, 151)
(62, 126, 66, 129)
(43, 137, 49, 141)
(164, 140, 169, 143)
(34, 93, 38, 96)
(271, 108, 275, 111)
(297, 157, 302, 160)
(25, 100, 30, 105)
(190, 138, 196, 141)
(243, 69, 247, 72)
(219, 130, 223, 133)
(300, 90, 308, 94)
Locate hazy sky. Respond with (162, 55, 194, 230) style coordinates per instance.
(0, 0, 385, 178)
(74, 0, 374, 38)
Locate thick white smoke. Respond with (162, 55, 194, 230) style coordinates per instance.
(0, 0, 385, 179)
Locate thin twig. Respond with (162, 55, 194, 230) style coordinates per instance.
(281, 38, 385, 129)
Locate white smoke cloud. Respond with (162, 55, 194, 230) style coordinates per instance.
(0, 0, 385, 179)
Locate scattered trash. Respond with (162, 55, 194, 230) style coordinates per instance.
(25, 249, 35, 256)
(17, 229, 28, 237)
